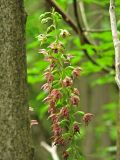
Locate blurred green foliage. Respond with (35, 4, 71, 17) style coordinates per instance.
(25, 0, 118, 159)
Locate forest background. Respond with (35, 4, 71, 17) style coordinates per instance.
(24, 0, 120, 160)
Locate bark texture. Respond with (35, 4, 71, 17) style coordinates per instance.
(0, 0, 32, 159)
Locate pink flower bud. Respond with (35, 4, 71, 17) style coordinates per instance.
(73, 88, 80, 95)
(70, 95, 80, 106)
(54, 136, 65, 145)
(73, 123, 80, 133)
(50, 62, 55, 68)
(53, 123, 62, 136)
(48, 106, 55, 114)
(44, 56, 54, 62)
(60, 107, 69, 119)
(66, 54, 74, 60)
(43, 95, 51, 103)
(83, 113, 93, 125)
(30, 120, 38, 127)
(49, 42, 63, 53)
(41, 83, 51, 92)
(44, 72, 54, 83)
(62, 76, 73, 87)
(49, 101, 56, 107)
(72, 67, 82, 77)
(49, 114, 59, 123)
(63, 151, 69, 159)
(50, 89, 62, 101)
(60, 29, 70, 38)
(39, 49, 48, 55)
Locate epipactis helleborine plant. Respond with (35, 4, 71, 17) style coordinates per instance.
(38, 8, 93, 160)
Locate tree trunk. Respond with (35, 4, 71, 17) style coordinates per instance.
(0, 0, 33, 159)
(117, 92, 120, 160)
(109, 1, 120, 159)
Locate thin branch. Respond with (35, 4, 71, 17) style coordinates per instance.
(73, 0, 91, 44)
(73, 0, 97, 60)
(79, 1, 89, 30)
(41, 141, 60, 160)
(73, 0, 111, 72)
(109, 0, 120, 89)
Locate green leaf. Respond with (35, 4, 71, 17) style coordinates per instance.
(75, 111, 85, 116)
(36, 92, 46, 101)
(62, 133, 71, 138)
(47, 25, 55, 33)
(106, 146, 117, 153)
(41, 17, 52, 24)
(81, 44, 95, 56)
(117, 20, 120, 32)
(60, 119, 69, 127)
(27, 40, 39, 49)
(66, 147, 72, 152)
(38, 105, 48, 118)
(39, 12, 51, 20)
(92, 74, 115, 86)
(55, 12, 62, 19)
(81, 61, 101, 75)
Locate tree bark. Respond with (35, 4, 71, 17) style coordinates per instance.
(0, 0, 33, 159)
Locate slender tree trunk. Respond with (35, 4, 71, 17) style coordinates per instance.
(0, 0, 33, 159)
(117, 93, 120, 160)
(109, 0, 120, 159)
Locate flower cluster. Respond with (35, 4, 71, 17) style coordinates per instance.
(39, 9, 93, 160)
